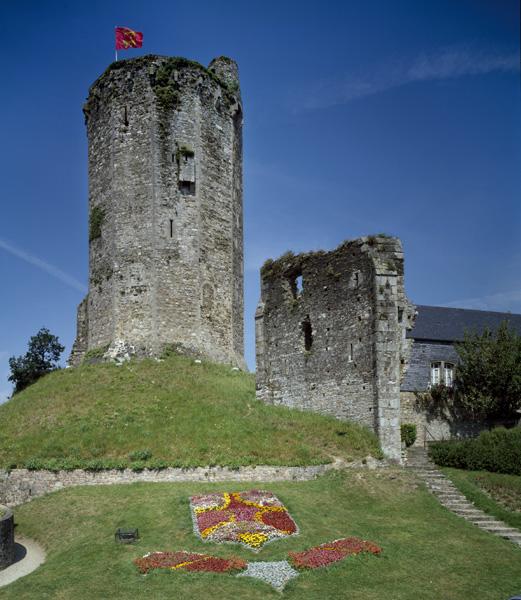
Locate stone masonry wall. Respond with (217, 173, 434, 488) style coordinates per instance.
(0, 506, 14, 570)
(69, 55, 245, 368)
(0, 465, 334, 507)
(0, 459, 388, 508)
(401, 391, 483, 446)
(255, 236, 415, 461)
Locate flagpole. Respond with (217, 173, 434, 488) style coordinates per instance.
(115, 26, 118, 61)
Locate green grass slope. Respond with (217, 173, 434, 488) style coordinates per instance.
(3, 470, 521, 599)
(0, 354, 380, 469)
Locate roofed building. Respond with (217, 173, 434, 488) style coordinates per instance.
(401, 305, 521, 445)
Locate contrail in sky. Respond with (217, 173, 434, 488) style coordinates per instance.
(0, 237, 87, 293)
(300, 46, 519, 110)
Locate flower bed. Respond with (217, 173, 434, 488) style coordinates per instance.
(134, 551, 246, 574)
(190, 489, 298, 550)
(288, 537, 381, 569)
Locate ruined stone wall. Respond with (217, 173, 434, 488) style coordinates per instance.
(256, 236, 415, 460)
(70, 55, 244, 368)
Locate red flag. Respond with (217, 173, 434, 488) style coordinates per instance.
(115, 27, 143, 50)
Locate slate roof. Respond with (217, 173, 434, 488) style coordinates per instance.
(407, 305, 521, 342)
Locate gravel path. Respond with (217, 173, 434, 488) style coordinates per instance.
(0, 537, 46, 588)
(237, 560, 300, 591)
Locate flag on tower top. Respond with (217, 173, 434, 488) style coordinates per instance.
(115, 27, 143, 50)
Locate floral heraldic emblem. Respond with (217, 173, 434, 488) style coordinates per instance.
(190, 489, 299, 550)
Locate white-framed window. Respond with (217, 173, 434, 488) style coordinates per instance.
(430, 361, 455, 387)
(444, 363, 454, 386)
(430, 362, 441, 386)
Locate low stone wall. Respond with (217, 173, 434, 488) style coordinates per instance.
(0, 464, 331, 507)
(0, 458, 387, 507)
(0, 506, 15, 570)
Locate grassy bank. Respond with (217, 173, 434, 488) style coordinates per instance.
(443, 467, 521, 531)
(2, 470, 521, 599)
(0, 354, 380, 468)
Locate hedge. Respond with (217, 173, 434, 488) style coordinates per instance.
(429, 427, 521, 475)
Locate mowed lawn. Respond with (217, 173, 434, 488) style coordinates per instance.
(2, 469, 521, 600)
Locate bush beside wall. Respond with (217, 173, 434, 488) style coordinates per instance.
(429, 427, 521, 475)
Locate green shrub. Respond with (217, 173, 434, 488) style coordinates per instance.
(429, 427, 521, 475)
(128, 449, 152, 461)
(401, 423, 417, 448)
(89, 206, 105, 241)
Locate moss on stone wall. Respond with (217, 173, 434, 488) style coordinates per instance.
(89, 206, 105, 242)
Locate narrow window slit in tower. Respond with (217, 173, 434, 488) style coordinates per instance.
(354, 272, 359, 287)
(123, 106, 129, 127)
(169, 219, 174, 238)
(348, 343, 354, 362)
(301, 315, 313, 351)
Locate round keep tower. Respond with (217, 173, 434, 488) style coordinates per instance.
(69, 55, 245, 368)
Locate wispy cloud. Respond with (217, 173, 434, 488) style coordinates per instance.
(300, 46, 519, 110)
(0, 237, 87, 293)
(440, 288, 521, 313)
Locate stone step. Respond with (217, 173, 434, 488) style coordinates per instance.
(441, 502, 474, 509)
(412, 464, 521, 547)
(435, 493, 465, 499)
(452, 509, 487, 517)
(469, 517, 503, 524)
(504, 535, 521, 543)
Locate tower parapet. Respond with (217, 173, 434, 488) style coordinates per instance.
(70, 55, 245, 368)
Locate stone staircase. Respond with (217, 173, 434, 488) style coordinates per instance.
(406, 446, 521, 547)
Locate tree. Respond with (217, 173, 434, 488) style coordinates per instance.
(454, 321, 521, 421)
(8, 328, 65, 394)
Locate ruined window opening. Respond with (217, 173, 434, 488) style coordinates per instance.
(288, 270, 303, 299)
(354, 272, 360, 287)
(398, 307, 404, 322)
(123, 106, 129, 127)
(169, 219, 174, 238)
(348, 343, 354, 362)
(301, 315, 313, 351)
(296, 275, 303, 295)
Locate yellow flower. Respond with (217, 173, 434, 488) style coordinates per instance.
(238, 532, 268, 548)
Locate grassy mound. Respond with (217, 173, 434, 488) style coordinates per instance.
(0, 354, 380, 469)
(3, 470, 521, 599)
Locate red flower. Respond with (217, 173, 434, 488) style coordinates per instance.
(133, 551, 247, 575)
(288, 537, 382, 570)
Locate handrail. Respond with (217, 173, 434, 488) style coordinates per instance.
(423, 426, 437, 449)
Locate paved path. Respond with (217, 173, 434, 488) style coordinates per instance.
(0, 537, 46, 588)
(407, 447, 521, 547)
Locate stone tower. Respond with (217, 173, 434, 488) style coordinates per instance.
(69, 55, 245, 368)
(255, 236, 415, 460)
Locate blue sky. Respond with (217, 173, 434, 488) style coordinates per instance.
(0, 0, 519, 401)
